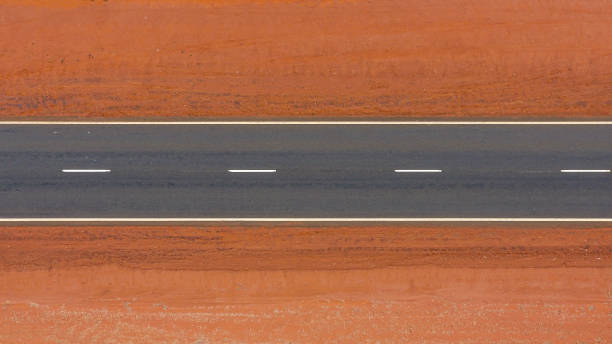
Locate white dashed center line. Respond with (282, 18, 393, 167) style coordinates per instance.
(560, 169, 610, 173)
(228, 169, 277, 173)
(394, 169, 443, 173)
(62, 169, 111, 173)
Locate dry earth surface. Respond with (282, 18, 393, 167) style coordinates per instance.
(1, 0, 611, 119)
(1, 224, 611, 343)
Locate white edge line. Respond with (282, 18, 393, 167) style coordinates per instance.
(1, 218, 612, 222)
(2, 121, 612, 125)
(395, 169, 442, 173)
(228, 169, 276, 173)
(61, 169, 111, 173)
(561, 170, 610, 173)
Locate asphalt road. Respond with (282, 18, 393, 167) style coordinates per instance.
(1, 124, 612, 218)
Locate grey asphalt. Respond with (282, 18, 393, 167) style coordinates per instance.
(1, 124, 611, 217)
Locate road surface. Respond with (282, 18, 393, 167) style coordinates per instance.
(1, 124, 611, 218)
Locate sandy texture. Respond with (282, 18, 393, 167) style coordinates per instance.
(1, 224, 611, 343)
(1, 0, 612, 119)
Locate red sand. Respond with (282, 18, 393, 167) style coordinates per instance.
(1, 224, 611, 342)
(1, 0, 611, 119)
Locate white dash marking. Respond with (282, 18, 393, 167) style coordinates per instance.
(62, 169, 111, 173)
(228, 169, 277, 173)
(394, 169, 442, 173)
(561, 169, 610, 173)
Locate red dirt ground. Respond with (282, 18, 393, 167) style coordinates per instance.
(1, 0, 611, 119)
(1, 224, 611, 343)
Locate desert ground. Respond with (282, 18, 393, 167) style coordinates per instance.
(1, 224, 611, 343)
(1, 0, 611, 119)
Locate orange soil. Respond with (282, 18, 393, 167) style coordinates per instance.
(1, 0, 612, 119)
(1, 224, 611, 343)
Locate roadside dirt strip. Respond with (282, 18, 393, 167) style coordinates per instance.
(1, 224, 610, 343)
(1, 0, 611, 120)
